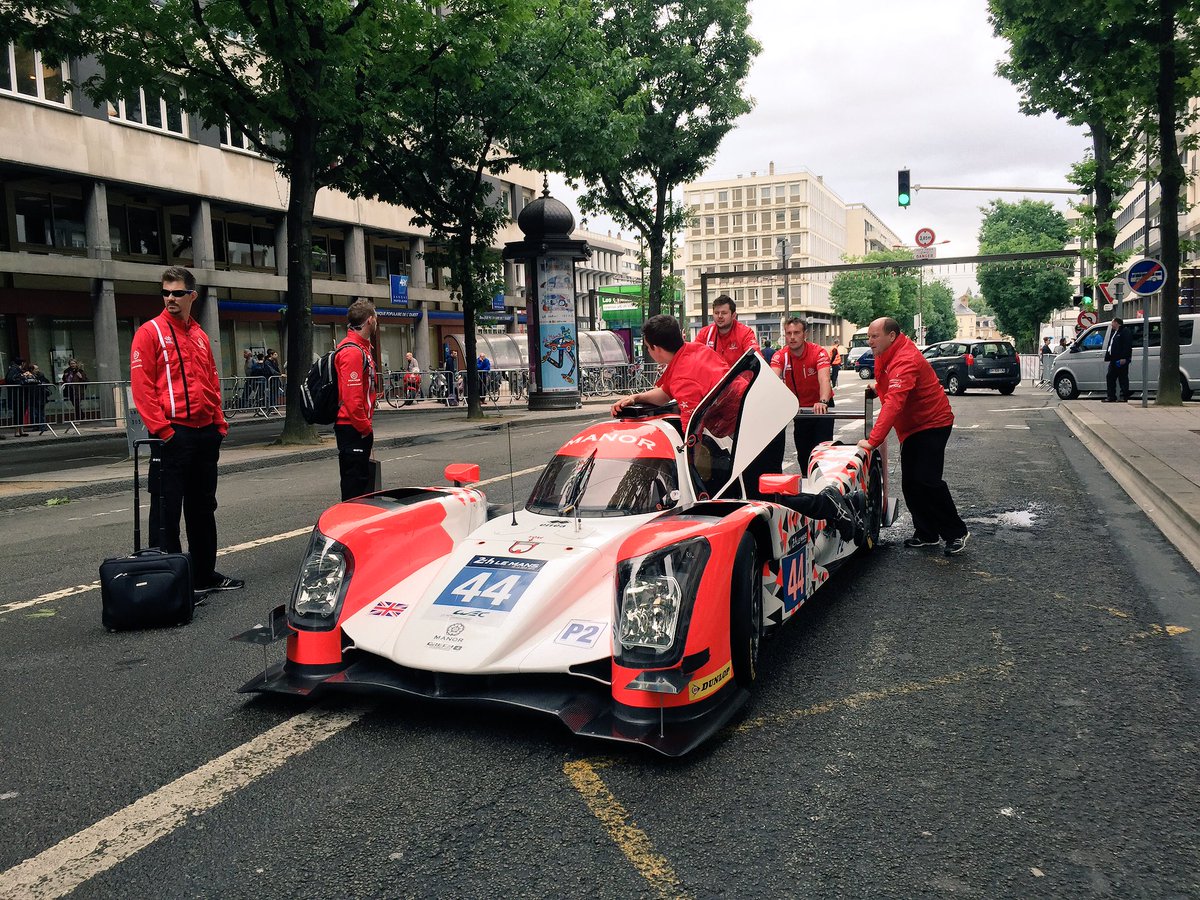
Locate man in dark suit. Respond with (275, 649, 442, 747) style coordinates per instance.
(1103, 317, 1134, 402)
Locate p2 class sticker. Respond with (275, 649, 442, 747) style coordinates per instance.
(553, 620, 607, 649)
(781, 545, 807, 614)
(433, 555, 547, 612)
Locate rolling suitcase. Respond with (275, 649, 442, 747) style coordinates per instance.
(99, 438, 194, 631)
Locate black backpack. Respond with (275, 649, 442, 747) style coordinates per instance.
(300, 344, 368, 425)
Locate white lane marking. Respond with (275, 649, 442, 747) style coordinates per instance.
(0, 527, 311, 617)
(997, 406, 1050, 412)
(0, 705, 369, 900)
(1003, 424, 1031, 429)
(382, 453, 422, 462)
(475, 465, 544, 487)
(66, 508, 131, 522)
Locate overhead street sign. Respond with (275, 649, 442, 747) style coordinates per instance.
(1077, 310, 1098, 328)
(1125, 258, 1165, 296)
(913, 246, 937, 260)
(915, 228, 936, 248)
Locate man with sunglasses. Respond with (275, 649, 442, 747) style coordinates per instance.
(130, 267, 244, 601)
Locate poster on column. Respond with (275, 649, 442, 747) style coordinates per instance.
(537, 257, 577, 391)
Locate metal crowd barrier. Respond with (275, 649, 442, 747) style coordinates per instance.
(219, 376, 281, 419)
(2, 380, 133, 437)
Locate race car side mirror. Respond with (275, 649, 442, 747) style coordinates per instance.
(758, 474, 800, 496)
(444, 463, 480, 486)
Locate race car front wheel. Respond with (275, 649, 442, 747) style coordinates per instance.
(858, 455, 883, 553)
(730, 533, 763, 688)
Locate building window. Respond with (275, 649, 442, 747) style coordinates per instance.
(760, 186, 770, 202)
(221, 122, 257, 152)
(790, 182, 802, 200)
(732, 239, 743, 253)
(747, 238, 758, 252)
(775, 185, 785, 200)
(732, 213, 742, 228)
(1, 42, 69, 105)
(775, 211, 785, 227)
(717, 190, 728, 205)
(225, 221, 276, 269)
(371, 240, 410, 279)
(705, 216, 715, 231)
(169, 213, 193, 263)
(12, 190, 85, 251)
(108, 203, 163, 259)
(108, 89, 186, 135)
(747, 212, 757, 227)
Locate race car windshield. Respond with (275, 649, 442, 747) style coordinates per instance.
(525, 456, 679, 517)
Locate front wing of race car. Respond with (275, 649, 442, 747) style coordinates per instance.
(235, 603, 750, 757)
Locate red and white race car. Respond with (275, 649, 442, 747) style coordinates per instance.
(236, 354, 898, 755)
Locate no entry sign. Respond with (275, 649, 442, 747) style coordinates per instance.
(915, 228, 936, 248)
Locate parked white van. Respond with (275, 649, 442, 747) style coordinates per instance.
(1051, 314, 1197, 401)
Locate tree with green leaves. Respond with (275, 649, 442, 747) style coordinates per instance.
(568, 0, 760, 319)
(989, 0, 1145, 288)
(356, 0, 621, 418)
(922, 281, 958, 344)
(5, 0, 428, 442)
(829, 250, 921, 334)
(977, 200, 1074, 348)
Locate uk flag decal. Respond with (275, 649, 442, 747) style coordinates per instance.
(369, 601, 408, 617)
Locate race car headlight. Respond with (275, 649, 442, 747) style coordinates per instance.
(616, 537, 710, 666)
(289, 532, 352, 629)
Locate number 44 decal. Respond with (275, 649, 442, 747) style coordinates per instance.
(782, 546, 807, 614)
(450, 573, 524, 608)
(433, 558, 544, 613)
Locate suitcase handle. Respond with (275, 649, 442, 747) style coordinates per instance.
(133, 439, 164, 553)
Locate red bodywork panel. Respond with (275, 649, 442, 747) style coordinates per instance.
(557, 421, 676, 460)
(610, 507, 762, 710)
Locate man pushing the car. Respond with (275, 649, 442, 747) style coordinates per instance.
(857, 317, 969, 556)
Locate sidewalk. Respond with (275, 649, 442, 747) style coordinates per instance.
(0, 400, 611, 511)
(1057, 400, 1200, 572)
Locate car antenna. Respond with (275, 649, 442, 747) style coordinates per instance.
(507, 422, 518, 526)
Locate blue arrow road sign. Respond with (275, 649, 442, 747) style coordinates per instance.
(1125, 258, 1165, 296)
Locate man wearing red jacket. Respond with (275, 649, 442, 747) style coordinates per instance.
(857, 317, 969, 555)
(334, 299, 378, 501)
(130, 266, 243, 598)
(695, 294, 760, 366)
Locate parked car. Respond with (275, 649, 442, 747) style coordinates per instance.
(856, 350, 874, 379)
(922, 339, 1021, 395)
(1051, 314, 1197, 401)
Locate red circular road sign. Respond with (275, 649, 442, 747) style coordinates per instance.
(1077, 310, 1098, 328)
(915, 228, 936, 248)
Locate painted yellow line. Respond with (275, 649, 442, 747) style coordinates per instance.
(735, 664, 1004, 733)
(0, 527, 311, 617)
(563, 760, 692, 900)
(0, 705, 368, 900)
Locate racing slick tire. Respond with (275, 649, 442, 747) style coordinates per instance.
(730, 532, 763, 688)
(857, 455, 883, 553)
(1054, 371, 1079, 400)
(945, 370, 966, 395)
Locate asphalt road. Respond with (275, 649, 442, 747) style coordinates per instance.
(1, 391, 1197, 899)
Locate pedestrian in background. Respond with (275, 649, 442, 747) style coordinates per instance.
(476, 352, 491, 398)
(130, 266, 243, 599)
(24, 363, 51, 434)
(695, 294, 759, 366)
(857, 316, 969, 556)
(760, 339, 776, 365)
(6, 357, 28, 436)
(334, 299, 377, 500)
(772, 318, 835, 476)
(62, 358, 89, 420)
(1103, 317, 1133, 403)
(828, 342, 843, 387)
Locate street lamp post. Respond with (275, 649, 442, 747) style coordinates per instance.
(777, 237, 791, 321)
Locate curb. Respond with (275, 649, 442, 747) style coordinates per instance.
(1056, 404, 1200, 572)
(3, 408, 603, 513)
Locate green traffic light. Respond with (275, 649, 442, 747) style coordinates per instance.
(898, 192, 911, 207)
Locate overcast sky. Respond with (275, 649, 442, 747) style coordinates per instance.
(551, 0, 1089, 295)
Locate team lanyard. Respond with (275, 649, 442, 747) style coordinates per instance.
(782, 345, 810, 397)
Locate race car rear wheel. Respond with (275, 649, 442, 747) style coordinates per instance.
(858, 455, 883, 553)
(730, 533, 763, 688)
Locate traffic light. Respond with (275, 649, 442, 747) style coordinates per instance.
(1073, 293, 1094, 309)
(898, 169, 911, 207)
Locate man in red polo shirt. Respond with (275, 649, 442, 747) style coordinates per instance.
(857, 316, 969, 556)
(695, 294, 759, 366)
(611, 314, 728, 430)
(771, 317, 835, 475)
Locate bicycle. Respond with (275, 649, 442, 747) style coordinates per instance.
(581, 367, 615, 398)
(383, 372, 422, 408)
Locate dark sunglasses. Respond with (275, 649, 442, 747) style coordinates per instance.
(161, 289, 194, 298)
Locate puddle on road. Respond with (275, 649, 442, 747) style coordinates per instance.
(967, 503, 1041, 530)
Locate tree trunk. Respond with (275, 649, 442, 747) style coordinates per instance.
(646, 188, 667, 319)
(1155, 0, 1182, 405)
(457, 228, 482, 419)
(279, 122, 321, 442)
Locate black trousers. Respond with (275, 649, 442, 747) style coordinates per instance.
(148, 424, 222, 586)
(829, 364, 841, 387)
(1106, 361, 1131, 400)
(900, 425, 967, 542)
(793, 416, 835, 478)
(335, 424, 374, 501)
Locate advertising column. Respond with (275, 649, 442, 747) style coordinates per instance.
(536, 256, 578, 394)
